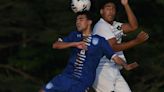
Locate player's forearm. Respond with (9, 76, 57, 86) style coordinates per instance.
(112, 55, 138, 70)
(124, 4, 138, 31)
(112, 56, 127, 67)
(112, 39, 140, 51)
(52, 41, 75, 49)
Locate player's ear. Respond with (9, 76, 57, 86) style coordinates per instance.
(100, 9, 103, 15)
(88, 20, 92, 25)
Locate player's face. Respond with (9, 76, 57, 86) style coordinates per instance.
(76, 15, 89, 32)
(100, 2, 116, 23)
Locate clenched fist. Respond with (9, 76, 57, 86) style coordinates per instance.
(135, 31, 149, 44)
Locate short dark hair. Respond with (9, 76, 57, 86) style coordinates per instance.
(76, 11, 93, 21)
(100, 0, 118, 9)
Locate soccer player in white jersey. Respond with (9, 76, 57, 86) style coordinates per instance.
(92, 0, 149, 92)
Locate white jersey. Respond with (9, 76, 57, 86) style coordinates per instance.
(93, 18, 127, 68)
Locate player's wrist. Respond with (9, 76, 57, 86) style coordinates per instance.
(123, 3, 129, 6)
(124, 4, 130, 9)
(122, 62, 127, 68)
(121, 61, 129, 70)
(133, 38, 141, 45)
(71, 42, 78, 47)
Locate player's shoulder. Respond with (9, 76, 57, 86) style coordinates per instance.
(113, 21, 123, 26)
(92, 34, 106, 41)
(113, 21, 123, 31)
(91, 35, 105, 46)
(69, 30, 81, 34)
(94, 19, 109, 28)
(92, 35, 108, 47)
(68, 30, 82, 37)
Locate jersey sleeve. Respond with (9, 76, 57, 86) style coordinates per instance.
(101, 37, 116, 60)
(93, 23, 115, 40)
(58, 31, 76, 42)
(114, 21, 126, 36)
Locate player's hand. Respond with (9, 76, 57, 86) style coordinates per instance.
(135, 31, 149, 44)
(38, 89, 45, 92)
(121, 0, 129, 6)
(124, 62, 139, 71)
(73, 41, 87, 50)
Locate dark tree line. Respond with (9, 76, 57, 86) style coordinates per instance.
(0, 0, 164, 92)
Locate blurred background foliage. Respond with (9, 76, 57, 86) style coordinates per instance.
(0, 0, 163, 92)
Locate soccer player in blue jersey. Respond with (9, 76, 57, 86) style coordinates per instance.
(39, 11, 138, 92)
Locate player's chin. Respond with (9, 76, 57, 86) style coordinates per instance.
(77, 28, 83, 32)
(106, 17, 114, 22)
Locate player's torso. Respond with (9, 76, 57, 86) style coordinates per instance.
(110, 21, 124, 43)
(93, 19, 126, 68)
(64, 32, 103, 85)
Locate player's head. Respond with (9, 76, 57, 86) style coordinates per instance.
(76, 11, 93, 32)
(100, 0, 117, 23)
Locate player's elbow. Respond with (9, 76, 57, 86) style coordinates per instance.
(132, 26, 138, 31)
(111, 45, 122, 52)
(109, 42, 122, 52)
(113, 48, 121, 52)
(130, 24, 138, 31)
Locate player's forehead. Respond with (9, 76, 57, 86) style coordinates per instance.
(76, 14, 87, 20)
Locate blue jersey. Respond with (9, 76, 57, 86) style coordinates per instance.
(61, 31, 115, 86)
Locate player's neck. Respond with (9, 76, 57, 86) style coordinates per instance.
(82, 29, 92, 37)
(108, 21, 113, 25)
(103, 18, 114, 25)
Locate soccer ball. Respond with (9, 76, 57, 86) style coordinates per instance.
(71, 0, 91, 13)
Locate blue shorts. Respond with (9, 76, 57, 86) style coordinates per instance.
(44, 74, 88, 92)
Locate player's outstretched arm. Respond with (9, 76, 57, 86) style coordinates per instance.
(108, 31, 149, 51)
(121, 0, 138, 33)
(124, 62, 139, 70)
(112, 55, 138, 70)
(53, 41, 86, 49)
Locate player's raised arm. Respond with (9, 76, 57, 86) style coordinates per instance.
(120, 0, 138, 33)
